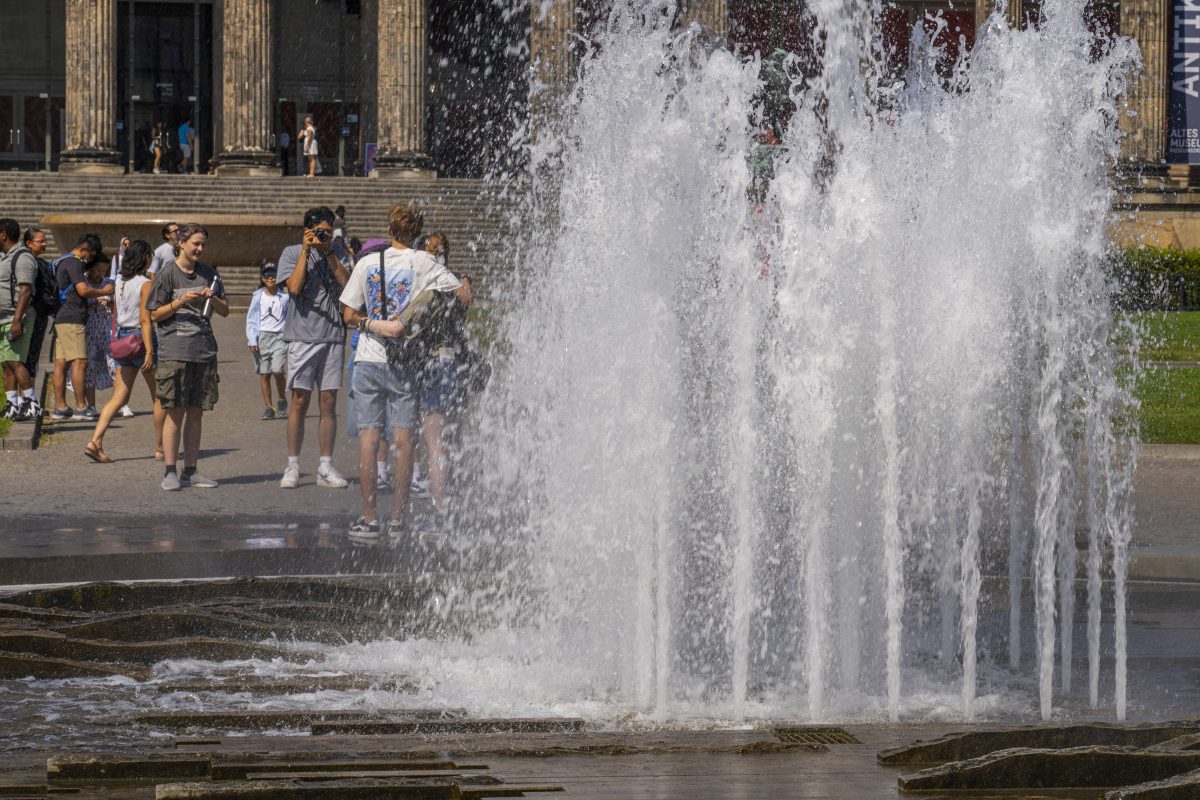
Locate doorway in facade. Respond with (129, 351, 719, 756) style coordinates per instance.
(117, 0, 214, 173)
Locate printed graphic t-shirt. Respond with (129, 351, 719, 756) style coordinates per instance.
(339, 247, 461, 365)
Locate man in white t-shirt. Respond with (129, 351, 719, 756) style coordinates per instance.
(338, 203, 462, 540)
(149, 222, 179, 275)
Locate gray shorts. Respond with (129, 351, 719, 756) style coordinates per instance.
(286, 340, 345, 393)
(254, 330, 287, 375)
(351, 360, 417, 431)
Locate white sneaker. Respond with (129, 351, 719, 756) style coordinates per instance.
(317, 465, 349, 489)
(119, 405, 135, 418)
(280, 463, 300, 489)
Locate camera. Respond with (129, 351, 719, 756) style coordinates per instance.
(313, 228, 330, 243)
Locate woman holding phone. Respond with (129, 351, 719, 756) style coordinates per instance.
(146, 223, 228, 490)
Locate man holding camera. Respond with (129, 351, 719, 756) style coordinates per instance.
(276, 207, 351, 489)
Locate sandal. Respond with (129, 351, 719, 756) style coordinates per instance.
(84, 441, 113, 464)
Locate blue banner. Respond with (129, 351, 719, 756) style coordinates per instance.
(1169, 1, 1200, 163)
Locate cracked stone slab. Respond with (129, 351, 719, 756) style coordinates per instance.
(898, 746, 1200, 792)
(155, 778, 462, 799)
(1106, 767, 1200, 799)
(48, 754, 211, 784)
(879, 723, 1200, 766)
(0, 652, 151, 681)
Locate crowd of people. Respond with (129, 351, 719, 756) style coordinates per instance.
(0, 202, 479, 539)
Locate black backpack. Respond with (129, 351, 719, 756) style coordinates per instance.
(6, 247, 59, 317)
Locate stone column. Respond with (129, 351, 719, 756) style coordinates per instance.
(681, 0, 728, 36)
(373, 0, 434, 177)
(1121, 0, 1168, 167)
(530, 0, 576, 143)
(213, 0, 277, 175)
(60, 0, 122, 174)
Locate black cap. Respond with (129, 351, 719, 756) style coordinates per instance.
(260, 260, 277, 276)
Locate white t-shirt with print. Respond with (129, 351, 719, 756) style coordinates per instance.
(339, 246, 461, 365)
(258, 292, 286, 334)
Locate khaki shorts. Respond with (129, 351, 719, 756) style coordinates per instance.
(157, 358, 219, 410)
(53, 322, 87, 362)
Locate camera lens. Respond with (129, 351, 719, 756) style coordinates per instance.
(315, 229, 330, 242)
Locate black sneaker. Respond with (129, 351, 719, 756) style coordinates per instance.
(348, 517, 380, 540)
(384, 518, 407, 540)
(1, 402, 17, 421)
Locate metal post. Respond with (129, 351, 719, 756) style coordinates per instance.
(193, 0, 200, 174)
(337, 99, 345, 177)
(128, 0, 135, 171)
(44, 2, 51, 171)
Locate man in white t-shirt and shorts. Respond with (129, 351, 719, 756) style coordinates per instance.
(339, 203, 462, 539)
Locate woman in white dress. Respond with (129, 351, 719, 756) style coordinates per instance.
(299, 116, 318, 178)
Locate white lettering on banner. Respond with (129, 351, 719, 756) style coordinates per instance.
(1176, 7, 1200, 98)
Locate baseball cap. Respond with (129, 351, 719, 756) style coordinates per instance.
(260, 260, 277, 276)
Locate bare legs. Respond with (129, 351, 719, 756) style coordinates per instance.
(163, 407, 203, 471)
(287, 388, 337, 458)
(52, 358, 87, 411)
(91, 365, 137, 447)
(357, 426, 413, 524)
(419, 412, 449, 514)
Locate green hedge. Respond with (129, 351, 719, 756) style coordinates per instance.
(1117, 247, 1200, 276)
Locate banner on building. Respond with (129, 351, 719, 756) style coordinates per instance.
(1169, 0, 1200, 163)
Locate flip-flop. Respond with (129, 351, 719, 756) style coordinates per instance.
(84, 441, 113, 464)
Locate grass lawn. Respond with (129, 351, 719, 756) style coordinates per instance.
(0, 417, 9, 440)
(1138, 367, 1200, 444)
(1137, 311, 1200, 362)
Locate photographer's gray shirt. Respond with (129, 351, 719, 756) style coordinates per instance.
(276, 244, 345, 344)
(149, 241, 175, 274)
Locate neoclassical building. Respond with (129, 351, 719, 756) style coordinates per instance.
(0, 0, 1173, 179)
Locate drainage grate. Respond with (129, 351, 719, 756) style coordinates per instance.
(776, 726, 862, 745)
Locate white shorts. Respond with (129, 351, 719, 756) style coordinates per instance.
(286, 340, 345, 393)
(181, 144, 192, 158)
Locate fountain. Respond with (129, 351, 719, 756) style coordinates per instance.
(457, 0, 1141, 725)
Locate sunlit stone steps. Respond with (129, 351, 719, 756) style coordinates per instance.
(0, 174, 521, 309)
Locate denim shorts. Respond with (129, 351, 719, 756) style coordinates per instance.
(351, 360, 418, 431)
(112, 326, 152, 368)
(420, 354, 459, 414)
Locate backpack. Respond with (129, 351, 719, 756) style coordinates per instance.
(5, 246, 59, 318)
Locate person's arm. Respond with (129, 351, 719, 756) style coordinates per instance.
(8, 284, 31, 338)
(454, 275, 472, 306)
(138, 281, 155, 371)
(328, 249, 350, 288)
(283, 237, 317, 296)
(74, 280, 114, 299)
(207, 286, 230, 318)
(246, 290, 261, 349)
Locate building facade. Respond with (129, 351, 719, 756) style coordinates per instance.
(0, 0, 1173, 178)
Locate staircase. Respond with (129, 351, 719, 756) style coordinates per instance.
(0, 174, 520, 309)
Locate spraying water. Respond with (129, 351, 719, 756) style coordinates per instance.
(462, 0, 1140, 724)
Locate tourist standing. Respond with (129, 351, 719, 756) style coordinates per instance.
(147, 223, 227, 490)
(20, 227, 52, 390)
(279, 129, 291, 176)
(151, 122, 165, 174)
(82, 258, 115, 413)
(339, 204, 462, 538)
(85, 240, 162, 463)
(276, 207, 350, 489)
(150, 223, 180, 275)
(415, 232, 472, 523)
(0, 219, 38, 421)
(246, 260, 289, 420)
(178, 117, 195, 173)
(299, 116, 318, 178)
(51, 233, 112, 421)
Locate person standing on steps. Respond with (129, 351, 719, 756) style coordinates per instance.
(50, 233, 113, 421)
(146, 223, 228, 490)
(149, 223, 180, 276)
(178, 117, 195, 173)
(279, 129, 291, 176)
(276, 207, 350, 490)
(299, 116, 318, 178)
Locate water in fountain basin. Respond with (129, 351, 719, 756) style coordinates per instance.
(458, 0, 1144, 724)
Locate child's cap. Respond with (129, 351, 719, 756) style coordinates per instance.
(260, 259, 277, 277)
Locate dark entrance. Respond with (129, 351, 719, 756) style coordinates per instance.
(117, 0, 214, 173)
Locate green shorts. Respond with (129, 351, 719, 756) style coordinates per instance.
(156, 358, 219, 410)
(0, 316, 33, 364)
